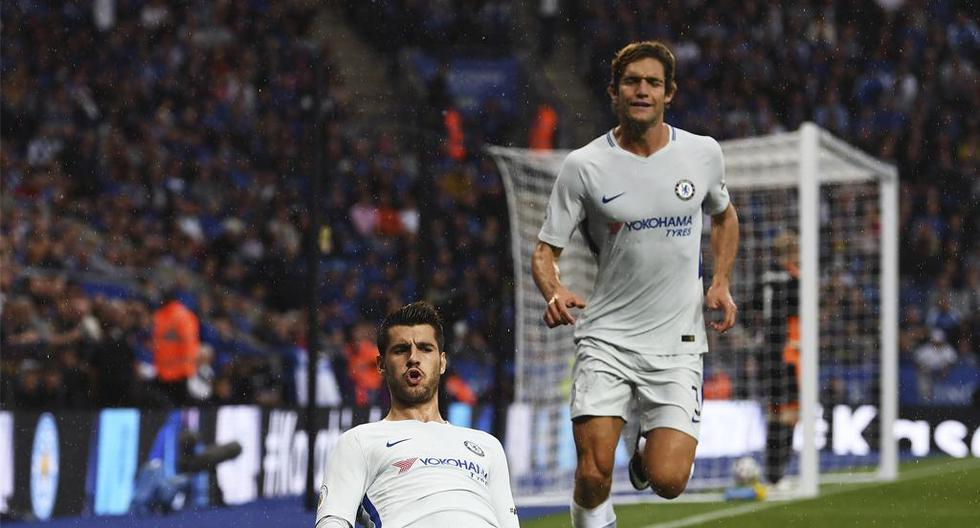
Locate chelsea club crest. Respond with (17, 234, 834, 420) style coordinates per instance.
(674, 179, 695, 201)
(464, 440, 485, 456)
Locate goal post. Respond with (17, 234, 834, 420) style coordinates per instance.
(489, 122, 898, 503)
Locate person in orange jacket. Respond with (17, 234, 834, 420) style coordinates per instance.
(152, 292, 200, 407)
(444, 107, 466, 160)
(346, 323, 383, 406)
(529, 103, 559, 151)
(444, 370, 477, 406)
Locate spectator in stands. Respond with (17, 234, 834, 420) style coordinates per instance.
(89, 299, 138, 408)
(443, 368, 478, 406)
(926, 290, 963, 340)
(1, 297, 46, 356)
(12, 359, 48, 410)
(913, 329, 958, 402)
(955, 334, 977, 368)
(188, 344, 215, 403)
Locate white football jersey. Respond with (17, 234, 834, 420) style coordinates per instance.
(314, 419, 520, 528)
(539, 125, 730, 355)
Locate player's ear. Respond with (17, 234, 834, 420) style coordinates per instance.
(439, 352, 447, 375)
(377, 354, 384, 373)
(607, 83, 618, 102)
(664, 83, 676, 105)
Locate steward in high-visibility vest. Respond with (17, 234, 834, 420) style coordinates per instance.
(152, 298, 200, 405)
(529, 103, 558, 151)
(444, 107, 466, 160)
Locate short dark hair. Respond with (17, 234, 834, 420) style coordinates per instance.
(377, 301, 445, 354)
(610, 40, 677, 95)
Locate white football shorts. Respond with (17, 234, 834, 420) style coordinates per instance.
(569, 337, 704, 440)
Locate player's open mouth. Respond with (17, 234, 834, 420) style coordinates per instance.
(406, 369, 423, 386)
(630, 102, 652, 107)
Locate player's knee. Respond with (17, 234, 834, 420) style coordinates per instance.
(652, 477, 688, 499)
(575, 465, 613, 495)
(576, 447, 616, 480)
(650, 469, 690, 500)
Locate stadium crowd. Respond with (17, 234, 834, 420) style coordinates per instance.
(1, 0, 513, 411)
(1, 0, 977, 411)
(2, 0, 325, 409)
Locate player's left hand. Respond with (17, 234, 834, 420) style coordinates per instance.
(705, 282, 737, 333)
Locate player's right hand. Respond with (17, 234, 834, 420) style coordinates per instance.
(543, 289, 586, 328)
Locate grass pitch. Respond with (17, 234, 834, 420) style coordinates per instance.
(522, 456, 980, 527)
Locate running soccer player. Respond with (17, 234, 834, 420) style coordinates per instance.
(314, 302, 520, 528)
(531, 40, 740, 527)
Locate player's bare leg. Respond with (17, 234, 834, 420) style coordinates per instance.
(571, 416, 623, 527)
(641, 427, 697, 499)
(573, 416, 624, 506)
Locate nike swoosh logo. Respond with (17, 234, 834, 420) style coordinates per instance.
(601, 192, 625, 204)
(386, 438, 411, 448)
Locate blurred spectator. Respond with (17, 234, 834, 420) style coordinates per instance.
(444, 107, 467, 161)
(703, 370, 733, 400)
(925, 290, 963, 340)
(89, 299, 138, 407)
(12, 360, 48, 410)
(822, 376, 849, 407)
(376, 191, 405, 238)
(444, 370, 478, 406)
(538, 0, 559, 58)
(955, 334, 977, 368)
(188, 344, 215, 403)
(913, 329, 958, 402)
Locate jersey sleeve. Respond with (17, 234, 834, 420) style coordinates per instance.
(487, 437, 521, 528)
(702, 138, 730, 216)
(314, 430, 369, 527)
(538, 152, 587, 249)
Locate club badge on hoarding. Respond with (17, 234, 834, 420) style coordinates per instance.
(30, 413, 59, 521)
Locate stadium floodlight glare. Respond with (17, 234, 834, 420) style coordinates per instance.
(489, 122, 898, 504)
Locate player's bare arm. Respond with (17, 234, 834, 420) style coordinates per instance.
(706, 203, 739, 332)
(531, 241, 586, 327)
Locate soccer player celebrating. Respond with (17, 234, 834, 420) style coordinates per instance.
(531, 40, 739, 527)
(314, 302, 520, 528)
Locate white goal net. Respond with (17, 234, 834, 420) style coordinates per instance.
(490, 123, 898, 504)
